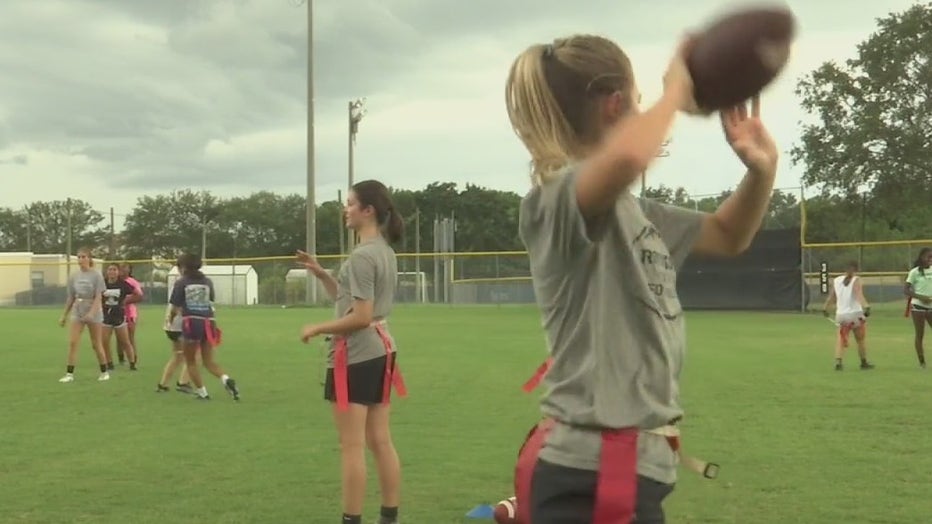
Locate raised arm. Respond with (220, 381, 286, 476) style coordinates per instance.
(691, 97, 778, 257)
(297, 250, 338, 301)
(301, 254, 376, 341)
(574, 58, 692, 228)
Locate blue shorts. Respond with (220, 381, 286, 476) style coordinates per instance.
(182, 317, 221, 345)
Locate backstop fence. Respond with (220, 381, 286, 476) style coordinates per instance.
(0, 233, 928, 310)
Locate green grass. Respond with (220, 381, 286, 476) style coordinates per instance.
(1, 302, 930, 523)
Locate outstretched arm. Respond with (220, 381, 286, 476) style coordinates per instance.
(691, 98, 778, 257)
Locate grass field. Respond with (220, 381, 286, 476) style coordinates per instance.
(2, 302, 931, 523)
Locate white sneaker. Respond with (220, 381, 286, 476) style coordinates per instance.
(59, 373, 74, 383)
(98, 372, 110, 382)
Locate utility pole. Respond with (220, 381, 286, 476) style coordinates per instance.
(338, 189, 345, 255)
(23, 207, 31, 252)
(109, 207, 116, 260)
(289, 0, 317, 305)
(347, 97, 366, 251)
(65, 199, 73, 278)
(414, 208, 421, 302)
(305, 0, 317, 305)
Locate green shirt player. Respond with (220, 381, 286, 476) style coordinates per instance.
(905, 247, 932, 368)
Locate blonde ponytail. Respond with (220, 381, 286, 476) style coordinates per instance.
(505, 35, 635, 187)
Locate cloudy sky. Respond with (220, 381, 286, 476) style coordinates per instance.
(0, 0, 920, 226)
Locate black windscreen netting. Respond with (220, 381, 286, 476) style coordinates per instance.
(677, 228, 804, 311)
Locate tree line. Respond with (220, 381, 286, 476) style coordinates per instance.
(0, 183, 885, 261)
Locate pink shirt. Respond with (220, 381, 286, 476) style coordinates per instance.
(125, 276, 143, 319)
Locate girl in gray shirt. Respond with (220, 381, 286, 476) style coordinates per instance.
(299, 179, 406, 524)
(505, 34, 779, 523)
(58, 248, 111, 383)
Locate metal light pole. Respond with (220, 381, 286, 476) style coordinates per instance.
(231, 221, 243, 306)
(347, 97, 366, 251)
(291, 0, 317, 305)
(642, 138, 672, 197)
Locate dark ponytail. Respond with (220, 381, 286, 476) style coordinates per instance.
(915, 247, 932, 276)
(385, 208, 404, 244)
(352, 179, 404, 245)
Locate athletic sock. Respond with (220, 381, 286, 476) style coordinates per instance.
(196, 386, 208, 398)
(860, 357, 868, 365)
(341, 514, 361, 524)
(99, 364, 108, 373)
(66, 365, 75, 374)
(221, 374, 230, 385)
(107, 361, 114, 370)
(380, 506, 399, 523)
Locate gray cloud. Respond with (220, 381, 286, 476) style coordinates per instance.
(0, 0, 922, 215)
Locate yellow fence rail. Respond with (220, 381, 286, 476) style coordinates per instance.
(2, 238, 930, 308)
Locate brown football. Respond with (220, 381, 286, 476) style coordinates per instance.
(686, 4, 797, 111)
(493, 496, 518, 524)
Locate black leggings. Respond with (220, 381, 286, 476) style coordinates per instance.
(530, 459, 674, 524)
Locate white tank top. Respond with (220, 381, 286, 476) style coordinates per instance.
(833, 275, 863, 315)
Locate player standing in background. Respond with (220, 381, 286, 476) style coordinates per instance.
(298, 179, 406, 524)
(117, 263, 143, 365)
(58, 248, 111, 383)
(167, 253, 239, 401)
(822, 261, 874, 371)
(905, 247, 932, 368)
(505, 35, 778, 523)
(101, 263, 141, 371)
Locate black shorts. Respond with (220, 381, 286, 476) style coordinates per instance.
(324, 354, 396, 406)
(530, 459, 674, 524)
(103, 310, 127, 328)
(165, 330, 182, 342)
(912, 304, 932, 313)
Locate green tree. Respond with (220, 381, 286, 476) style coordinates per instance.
(792, 3, 932, 240)
(0, 208, 27, 251)
(642, 185, 696, 208)
(18, 199, 107, 254)
(213, 192, 308, 259)
(121, 190, 220, 259)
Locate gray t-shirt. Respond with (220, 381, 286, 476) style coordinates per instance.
(329, 236, 399, 366)
(519, 166, 704, 484)
(68, 269, 106, 320)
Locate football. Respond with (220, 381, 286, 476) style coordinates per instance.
(493, 496, 518, 524)
(686, 4, 797, 111)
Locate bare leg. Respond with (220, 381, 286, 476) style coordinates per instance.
(912, 312, 926, 367)
(183, 341, 205, 390)
(127, 320, 137, 362)
(853, 324, 873, 369)
(66, 321, 84, 367)
(101, 326, 115, 369)
(333, 403, 369, 519)
(87, 322, 107, 366)
(199, 343, 226, 379)
(114, 325, 137, 369)
(367, 403, 401, 523)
